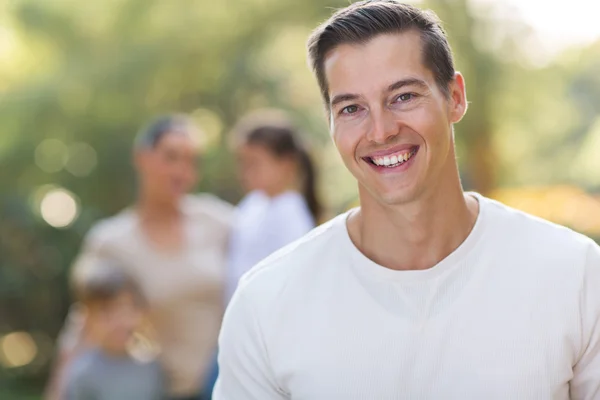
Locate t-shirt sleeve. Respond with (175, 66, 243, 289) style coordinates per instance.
(69, 222, 117, 289)
(213, 288, 288, 400)
(570, 241, 600, 399)
(187, 194, 234, 254)
(61, 222, 117, 345)
(192, 194, 235, 230)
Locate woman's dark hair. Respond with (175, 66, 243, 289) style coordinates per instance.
(134, 114, 198, 150)
(233, 110, 322, 222)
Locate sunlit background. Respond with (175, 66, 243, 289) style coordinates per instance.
(1, 0, 599, 397)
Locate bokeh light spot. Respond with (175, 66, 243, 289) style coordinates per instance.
(40, 188, 80, 228)
(0, 332, 38, 368)
(66, 142, 98, 177)
(34, 139, 68, 173)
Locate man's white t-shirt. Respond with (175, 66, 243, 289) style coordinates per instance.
(214, 194, 600, 400)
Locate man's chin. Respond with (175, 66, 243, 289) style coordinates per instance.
(359, 185, 419, 207)
(379, 193, 418, 207)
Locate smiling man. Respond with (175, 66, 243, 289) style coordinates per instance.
(214, 1, 600, 399)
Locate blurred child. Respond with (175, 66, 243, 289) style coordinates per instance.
(204, 110, 322, 398)
(64, 259, 164, 400)
(225, 109, 322, 301)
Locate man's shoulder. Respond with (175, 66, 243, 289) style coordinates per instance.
(482, 194, 595, 255)
(235, 213, 347, 298)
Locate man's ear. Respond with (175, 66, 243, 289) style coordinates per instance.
(449, 71, 467, 124)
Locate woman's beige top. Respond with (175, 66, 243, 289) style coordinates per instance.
(66, 194, 232, 396)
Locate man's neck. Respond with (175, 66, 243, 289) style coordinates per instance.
(348, 183, 479, 271)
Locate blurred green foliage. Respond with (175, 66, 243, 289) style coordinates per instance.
(1, 0, 599, 397)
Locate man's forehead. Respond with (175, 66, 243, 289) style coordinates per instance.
(323, 31, 432, 97)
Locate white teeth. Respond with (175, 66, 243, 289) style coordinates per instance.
(370, 149, 415, 167)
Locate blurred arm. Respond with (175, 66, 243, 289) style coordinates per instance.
(44, 350, 71, 400)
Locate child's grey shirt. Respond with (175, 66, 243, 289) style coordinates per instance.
(65, 348, 164, 400)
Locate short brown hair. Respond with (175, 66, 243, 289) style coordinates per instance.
(307, 0, 455, 106)
(71, 257, 145, 307)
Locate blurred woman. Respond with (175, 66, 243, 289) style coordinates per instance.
(204, 110, 321, 397)
(46, 115, 232, 400)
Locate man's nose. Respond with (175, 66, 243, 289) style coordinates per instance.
(366, 107, 398, 144)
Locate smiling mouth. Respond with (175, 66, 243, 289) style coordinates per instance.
(365, 146, 419, 168)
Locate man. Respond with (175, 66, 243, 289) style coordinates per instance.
(214, 1, 600, 399)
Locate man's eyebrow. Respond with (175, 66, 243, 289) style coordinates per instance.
(387, 78, 428, 92)
(330, 93, 360, 108)
(330, 78, 429, 108)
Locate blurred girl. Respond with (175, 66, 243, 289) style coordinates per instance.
(47, 114, 232, 400)
(225, 110, 322, 301)
(203, 110, 322, 398)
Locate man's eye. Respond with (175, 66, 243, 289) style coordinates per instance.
(396, 93, 415, 102)
(341, 105, 359, 115)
